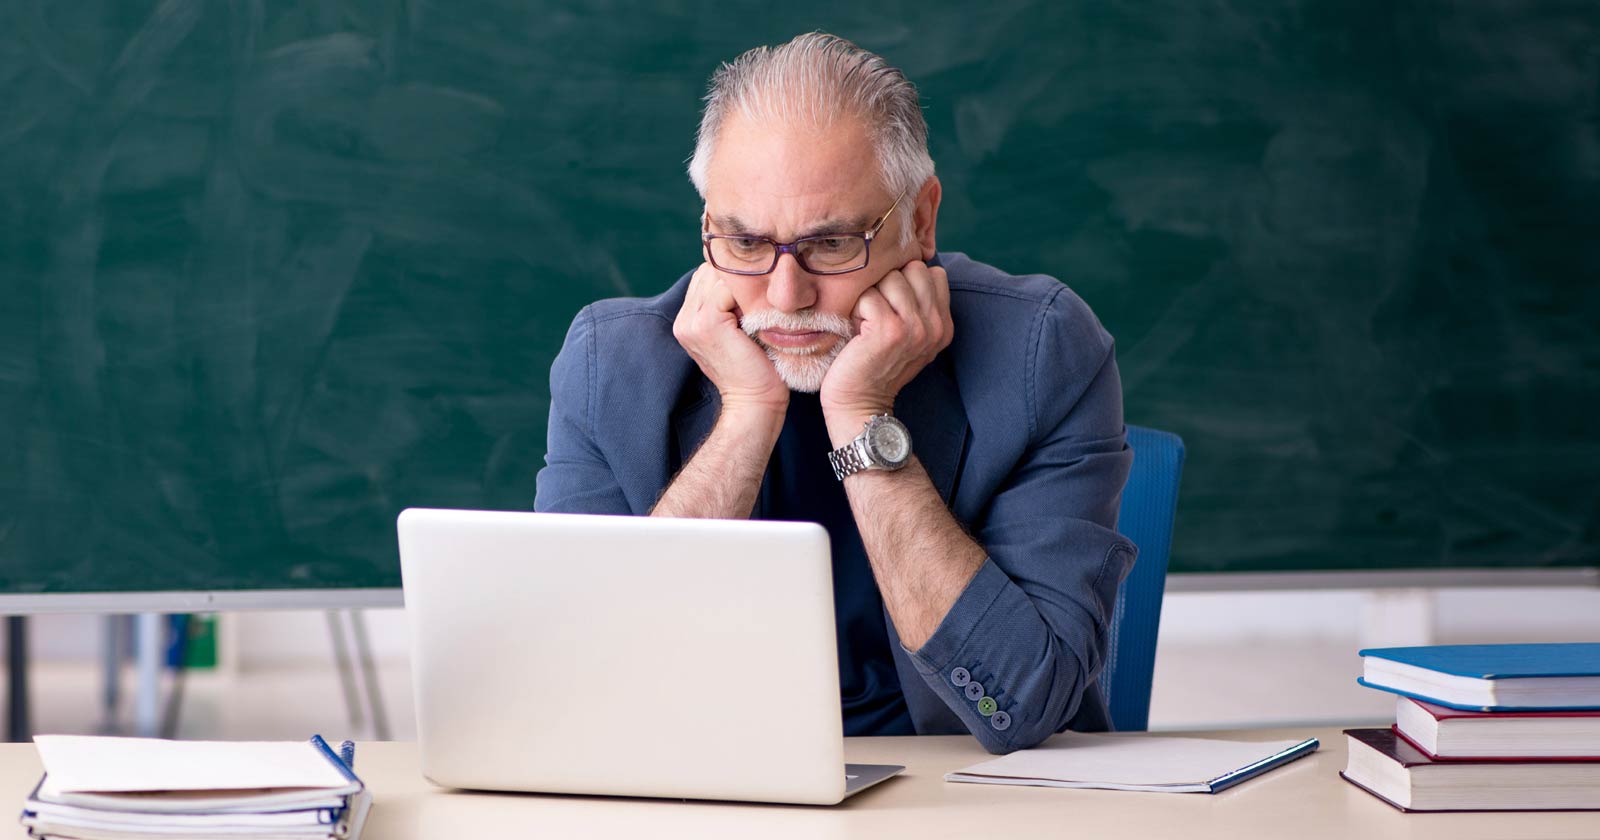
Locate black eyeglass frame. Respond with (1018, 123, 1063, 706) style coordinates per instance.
(700, 192, 906, 276)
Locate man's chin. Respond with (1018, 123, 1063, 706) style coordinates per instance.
(769, 353, 832, 394)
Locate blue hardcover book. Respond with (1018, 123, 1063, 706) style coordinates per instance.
(1358, 643, 1600, 712)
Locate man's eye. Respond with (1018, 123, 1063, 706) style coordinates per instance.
(729, 238, 763, 253)
(813, 238, 850, 252)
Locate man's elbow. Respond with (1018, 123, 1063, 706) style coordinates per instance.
(965, 659, 1092, 755)
(969, 706, 1069, 755)
(972, 726, 1038, 755)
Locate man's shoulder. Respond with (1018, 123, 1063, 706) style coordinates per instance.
(576, 270, 691, 331)
(943, 251, 1067, 303)
(560, 271, 699, 407)
(942, 252, 1113, 363)
(567, 271, 697, 369)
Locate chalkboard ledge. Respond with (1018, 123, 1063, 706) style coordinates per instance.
(0, 589, 403, 615)
(1167, 568, 1600, 593)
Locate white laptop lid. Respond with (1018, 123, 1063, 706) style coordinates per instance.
(398, 508, 850, 804)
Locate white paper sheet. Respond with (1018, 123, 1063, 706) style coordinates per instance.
(946, 732, 1312, 792)
(34, 736, 353, 794)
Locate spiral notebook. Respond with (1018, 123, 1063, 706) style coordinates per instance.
(946, 732, 1320, 793)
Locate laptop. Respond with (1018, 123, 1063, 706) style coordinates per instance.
(396, 508, 904, 805)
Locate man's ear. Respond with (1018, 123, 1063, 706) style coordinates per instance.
(913, 176, 941, 261)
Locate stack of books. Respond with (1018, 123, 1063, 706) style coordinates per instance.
(19, 734, 372, 840)
(1343, 642, 1600, 812)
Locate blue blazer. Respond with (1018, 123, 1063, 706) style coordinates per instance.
(535, 252, 1136, 753)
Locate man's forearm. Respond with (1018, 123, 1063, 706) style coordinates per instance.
(841, 458, 987, 650)
(650, 407, 783, 519)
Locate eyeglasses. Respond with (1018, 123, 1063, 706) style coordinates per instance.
(701, 193, 905, 276)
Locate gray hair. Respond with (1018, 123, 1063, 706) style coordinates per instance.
(687, 33, 935, 241)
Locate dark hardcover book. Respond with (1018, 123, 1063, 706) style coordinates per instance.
(1341, 728, 1600, 812)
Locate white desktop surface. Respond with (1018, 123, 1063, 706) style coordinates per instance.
(7, 728, 1598, 839)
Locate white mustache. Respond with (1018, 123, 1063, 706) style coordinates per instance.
(739, 310, 855, 342)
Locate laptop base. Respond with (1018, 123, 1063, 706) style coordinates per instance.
(844, 763, 905, 798)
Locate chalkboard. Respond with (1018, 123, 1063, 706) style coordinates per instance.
(2, 1, 1596, 593)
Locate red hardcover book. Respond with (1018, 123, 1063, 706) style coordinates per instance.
(1394, 696, 1600, 760)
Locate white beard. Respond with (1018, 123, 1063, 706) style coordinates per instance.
(739, 310, 856, 394)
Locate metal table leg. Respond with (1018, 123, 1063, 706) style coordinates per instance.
(134, 613, 163, 737)
(6, 617, 28, 742)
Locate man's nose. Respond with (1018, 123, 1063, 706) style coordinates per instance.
(765, 252, 817, 313)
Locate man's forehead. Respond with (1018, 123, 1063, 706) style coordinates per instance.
(704, 113, 883, 213)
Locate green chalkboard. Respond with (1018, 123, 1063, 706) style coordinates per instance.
(2, 1, 1596, 592)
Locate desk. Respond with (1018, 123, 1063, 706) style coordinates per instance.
(5, 728, 1597, 839)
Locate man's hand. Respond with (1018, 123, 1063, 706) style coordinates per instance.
(820, 260, 953, 443)
(672, 263, 789, 417)
(655, 263, 787, 520)
(818, 259, 981, 651)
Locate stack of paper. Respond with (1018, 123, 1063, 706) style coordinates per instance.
(19, 735, 371, 840)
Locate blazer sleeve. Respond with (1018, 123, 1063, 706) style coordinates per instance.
(905, 286, 1137, 753)
(533, 306, 632, 515)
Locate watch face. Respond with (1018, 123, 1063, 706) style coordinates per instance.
(868, 420, 911, 465)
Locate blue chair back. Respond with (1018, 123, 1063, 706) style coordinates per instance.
(1104, 425, 1185, 731)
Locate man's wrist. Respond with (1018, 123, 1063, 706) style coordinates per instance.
(822, 404, 893, 450)
(717, 399, 788, 445)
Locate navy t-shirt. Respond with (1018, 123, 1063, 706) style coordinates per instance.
(760, 392, 915, 736)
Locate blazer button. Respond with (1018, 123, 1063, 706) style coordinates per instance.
(964, 682, 984, 702)
(950, 667, 971, 688)
(977, 696, 998, 716)
(990, 710, 1011, 731)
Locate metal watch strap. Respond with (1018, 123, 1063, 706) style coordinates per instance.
(828, 439, 870, 481)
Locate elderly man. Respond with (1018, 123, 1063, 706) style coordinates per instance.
(534, 33, 1135, 754)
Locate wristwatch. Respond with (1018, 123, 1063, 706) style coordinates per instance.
(828, 414, 913, 480)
